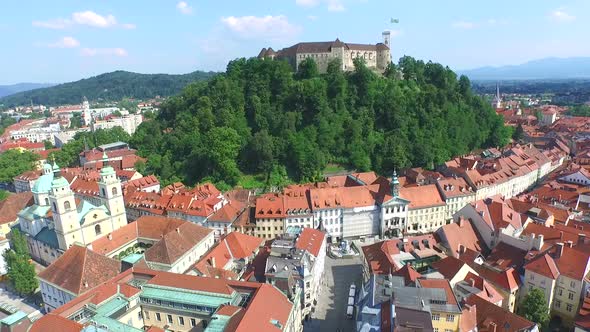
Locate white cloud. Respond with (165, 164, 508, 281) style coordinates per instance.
(452, 21, 476, 29)
(295, 0, 345, 12)
(550, 9, 575, 22)
(32, 11, 135, 29)
(296, 0, 320, 7)
(80, 48, 128, 57)
(327, 0, 345, 12)
(72, 11, 117, 28)
(48, 36, 80, 48)
(221, 15, 301, 41)
(176, 1, 193, 15)
(32, 18, 70, 29)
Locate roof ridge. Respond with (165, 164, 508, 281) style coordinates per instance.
(79, 246, 89, 293)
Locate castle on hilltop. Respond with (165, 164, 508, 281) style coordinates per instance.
(258, 31, 392, 73)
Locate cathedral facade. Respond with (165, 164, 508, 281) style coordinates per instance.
(17, 155, 127, 266)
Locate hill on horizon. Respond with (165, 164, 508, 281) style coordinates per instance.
(458, 57, 590, 81)
(0, 83, 56, 99)
(0, 70, 217, 107)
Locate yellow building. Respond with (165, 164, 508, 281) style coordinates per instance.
(254, 193, 285, 239)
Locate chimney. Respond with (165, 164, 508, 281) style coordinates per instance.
(579, 234, 587, 246)
(458, 217, 465, 228)
(469, 278, 475, 287)
(210, 257, 216, 268)
(107, 233, 112, 240)
(176, 227, 180, 234)
(556, 243, 564, 259)
(488, 322, 497, 332)
(84, 281, 89, 288)
(567, 240, 574, 248)
(458, 244, 466, 255)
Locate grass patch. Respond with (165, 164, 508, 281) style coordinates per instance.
(237, 174, 267, 189)
(323, 163, 348, 174)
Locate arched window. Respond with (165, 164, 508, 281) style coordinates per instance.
(44, 198, 49, 206)
(112, 187, 118, 196)
(95, 224, 102, 236)
(102, 188, 106, 197)
(64, 201, 71, 210)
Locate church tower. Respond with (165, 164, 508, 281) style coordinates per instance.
(492, 83, 503, 109)
(391, 170, 400, 197)
(50, 163, 82, 250)
(82, 96, 92, 126)
(97, 152, 127, 228)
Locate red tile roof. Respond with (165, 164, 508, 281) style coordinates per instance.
(524, 253, 559, 279)
(437, 217, 486, 257)
(417, 278, 458, 306)
(465, 294, 535, 331)
(29, 314, 83, 332)
(575, 294, 590, 329)
(295, 228, 325, 257)
(431, 256, 469, 280)
(0, 192, 33, 225)
(37, 245, 121, 295)
(399, 184, 445, 209)
(392, 264, 422, 285)
(362, 235, 439, 274)
(146, 271, 235, 295)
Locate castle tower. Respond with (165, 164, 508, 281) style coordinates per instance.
(49, 163, 82, 250)
(97, 152, 127, 228)
(82, 96, 92, 126)
(391, 169, 400, 197)
(382, 30, 391, 48)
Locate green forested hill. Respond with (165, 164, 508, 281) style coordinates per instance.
(130, 57, 511, 188)
(0, 70, 217, 107)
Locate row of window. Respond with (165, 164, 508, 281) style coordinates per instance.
(554, 300, 574, 312)
(145, 311, 198, 327)
(433, 329, 454, 332)
(431, 313, 455, 322)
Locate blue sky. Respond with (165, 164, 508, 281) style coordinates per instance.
(1, 0, 589, 84)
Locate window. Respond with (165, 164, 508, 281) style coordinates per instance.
(432, 313, 440, 321)
(191, 318, 196, 327)
(64, 201, 71, 210)
(555, 300, 561, 308)
(44, 197, 49, 205)
(558, 289, 563, 296)
(446, 314, 455, 322)
(138, 311, 142, 320)
(445, 330, 453, 332)
(102, 188, 106, 196)
(571, 281, 576, 288)
(569, 292, 574, 300)
(112, 187, 118, 196)
(434, 329, 439, 332)
(178, 317, 184, 325)
(156, 313, 161, 321)
(167, 314, 173, 324)
(567, 304, 573, 312)
(95, 224, 102, 236)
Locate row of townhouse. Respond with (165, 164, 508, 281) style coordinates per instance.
(252, 144, 566, 241)
(440, 191, 590, 328)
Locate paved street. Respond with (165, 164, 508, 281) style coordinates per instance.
(304, 254, 363, 332)
(0, 282, 42, 319)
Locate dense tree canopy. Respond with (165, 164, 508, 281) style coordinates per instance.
(130, 56, 510, 187)
(0, 70, 217, 107)
(3, 229, 38, 296)
(0, 150, 39, 183)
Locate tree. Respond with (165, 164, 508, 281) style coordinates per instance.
(43, 140, 53, 150)
(513, 123, 525, 141)
(3, 229, 38, 296)
(520, 288, 550, 328)
(0, 190, 9, 201)
(295, 58, 319, 80)
(0, 150, 39, 183)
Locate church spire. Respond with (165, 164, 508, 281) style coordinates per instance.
(391, 169, 400, 197)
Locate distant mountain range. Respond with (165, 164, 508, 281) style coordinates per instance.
(0, 83, 55, 99)
(0, 70, 217, 107)
(458, 57, 590, 81)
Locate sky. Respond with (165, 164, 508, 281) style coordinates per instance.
(1, 0, 590, 84)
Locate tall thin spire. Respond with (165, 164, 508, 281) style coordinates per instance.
(496, 82, 500, 101)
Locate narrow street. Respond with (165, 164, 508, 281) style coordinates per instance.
(304, 254, 363, 332)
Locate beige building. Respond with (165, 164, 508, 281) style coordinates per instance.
(259, 31, 391, 73)
(522, 241, 590, 326)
